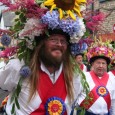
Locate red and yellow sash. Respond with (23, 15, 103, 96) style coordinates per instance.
(30, 70, 67, 115)
(80, 71, 111, 111)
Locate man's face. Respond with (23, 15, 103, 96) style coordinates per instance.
(91, 58, 107, 77)
(75, 55, 83, 65)
(40, 34, 68, 67)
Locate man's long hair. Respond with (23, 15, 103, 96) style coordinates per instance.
(28, 33, 75, 103)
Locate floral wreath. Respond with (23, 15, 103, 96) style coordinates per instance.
(0, 0, 86, 63)
(87, 37, 114, 64)
(0, 0, 87, 114)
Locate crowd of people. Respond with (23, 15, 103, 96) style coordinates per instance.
(0, 0, 115, 115)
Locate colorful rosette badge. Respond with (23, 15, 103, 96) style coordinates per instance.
(45, 97, 66, 115)
(96, 86, 108, 97)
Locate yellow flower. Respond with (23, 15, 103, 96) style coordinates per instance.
(44, 0, 86, 20)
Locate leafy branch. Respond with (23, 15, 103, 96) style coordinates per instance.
(10, 77, 24, 115)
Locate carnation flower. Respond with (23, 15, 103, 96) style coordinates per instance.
(19, 18, 47, 38)
(19, 66, 31, 77)
(0, 46, 18, 58)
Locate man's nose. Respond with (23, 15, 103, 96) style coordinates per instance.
(56, 41, 63, 46)
(99, 63, 103, 67)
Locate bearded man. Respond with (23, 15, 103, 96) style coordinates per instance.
(0, 29, 82, 115)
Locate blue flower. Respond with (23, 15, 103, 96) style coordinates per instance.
(20, 66, 31, 77)
(70, 42, 88, 55)
(1, 34, 11, 46)
(59, 18, 80, 36)
(41, 11, 81, 37)
(41, 11, 59, 29)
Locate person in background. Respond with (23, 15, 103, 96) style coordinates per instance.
(75, 53, 87, 72)
(71, 42, 88, 72)
(76, 39, 115, 115)
(0, 0, 87, 115)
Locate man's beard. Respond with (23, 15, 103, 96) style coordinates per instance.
(40, 46, 65, 69)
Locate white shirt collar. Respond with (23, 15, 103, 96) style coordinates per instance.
(40, 62, 63, 83)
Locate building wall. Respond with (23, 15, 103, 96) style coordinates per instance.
(94, 0, 115, 33)
(93, 0, 115, 41)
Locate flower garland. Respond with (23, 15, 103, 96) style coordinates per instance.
(10, 66, 31, 114)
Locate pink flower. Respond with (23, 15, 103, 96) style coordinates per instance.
(0, 46, 18, 58)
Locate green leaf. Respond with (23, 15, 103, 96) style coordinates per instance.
(19, 13, 24, 18)
(18, 41, 26, 46)
(13, 22, 21, 30)
(36, 0, 44, 4)
(11, 103, 15, 114)
(14, 18, 20, 22)
(18, 46, 26, 53)
(15, 98, 20, 109)
(10, 91, 16, 104)
(18, 53, 24, 61)
(20, 16, 26, 22)
(83, 30, 90, 37)
(15, 11, 20, 15)
(45, 30, 50, 37)
(16, 84, 21, 97)
(18, 51, 27, 61)
(16, 77, 24, 97)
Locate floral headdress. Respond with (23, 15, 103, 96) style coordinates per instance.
(0, 0, 86, 64)
(87, 37, 114, 64)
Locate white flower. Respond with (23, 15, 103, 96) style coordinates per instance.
(19, 18, 43, 38)
(26, 39, 34, 50)
(70, 18, 86, 43)
(70, 36, 81, 43)
(80, 4, 86, 12)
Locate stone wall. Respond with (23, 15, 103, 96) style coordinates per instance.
(94, 0, 115, 34)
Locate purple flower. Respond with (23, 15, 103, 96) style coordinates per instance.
(41, 11, 59, 29)
(1, 34, 11, 46)
(20, 66, 31, 77)
(59, 18, 80, 36)
(70, 42, 88, 55)
(41, 11, 81, 36)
